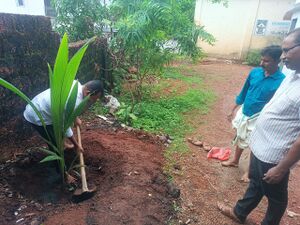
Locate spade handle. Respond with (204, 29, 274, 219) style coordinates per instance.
(76, 126, 89, 192)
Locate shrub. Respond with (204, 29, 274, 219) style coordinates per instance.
(245, 49, 261, 66)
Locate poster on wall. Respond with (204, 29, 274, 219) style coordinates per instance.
(266, 21, 291, 36)
(254, 20, 291, 37)
(255, 19, 268, 36)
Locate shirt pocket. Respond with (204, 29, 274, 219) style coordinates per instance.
(257, 89, 276, 102)
(269, 92, 298, 116)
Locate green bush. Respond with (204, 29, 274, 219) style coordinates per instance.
(245, 49, 261, 66)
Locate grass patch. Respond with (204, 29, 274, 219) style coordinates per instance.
(120, 67, 215, 154)
(162, 67, 202, 84)
(132, 89, 213, 152)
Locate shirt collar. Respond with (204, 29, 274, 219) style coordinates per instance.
(267, 69, 283, 80)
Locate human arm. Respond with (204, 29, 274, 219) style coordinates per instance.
(68, 135, 84, 152)
(228, 74, 251, 122)
(235, 75, 250, 106)
(263, 135, 300, 184)
(75, 117, 82, 127)
(66, 127, 84, 152)
(227, 104, 240, 122)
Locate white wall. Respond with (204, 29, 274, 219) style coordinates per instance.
(283, 0, 299, 76)
(0, 0, 45, 16)
(249, 0, 294, 49)
(195, 0, 294, 59)
(195, 0, 259, 59)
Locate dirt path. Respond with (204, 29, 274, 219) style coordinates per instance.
(174, 61, 300, 225)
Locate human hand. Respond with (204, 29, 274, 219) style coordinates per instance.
(227, 112, 234, 122)
(75, 144, 84, 153)
(65, 172, 77, 184)
(75, 117, 82, 127)
(263, 166, 286, 184)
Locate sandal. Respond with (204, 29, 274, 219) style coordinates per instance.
(203, 142, 211, 152)
(187, 138, 203, 147)
(217, 202, 244, 224)
(221, 161, 238, 167)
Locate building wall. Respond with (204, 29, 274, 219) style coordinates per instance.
(195, 0, 294, 59)
(0, 0, 45, 16)
(283, 0, 299, 77)
(249, 0, 294, 49)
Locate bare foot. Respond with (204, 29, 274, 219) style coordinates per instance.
(221, 160, 238, 167)
(217, 202, 243, 224)
(240, 172, 250, 183)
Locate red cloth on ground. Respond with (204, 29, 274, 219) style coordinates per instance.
(207, 147, 231, 161)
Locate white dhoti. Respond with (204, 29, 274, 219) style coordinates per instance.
(232, 107, 259, 149)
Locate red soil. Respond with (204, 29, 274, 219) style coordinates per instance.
(0, 121, 176, 225)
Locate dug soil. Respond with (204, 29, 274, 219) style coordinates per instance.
(0, 118, 177, 225)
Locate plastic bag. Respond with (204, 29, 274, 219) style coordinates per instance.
(207, 147, 231, 161)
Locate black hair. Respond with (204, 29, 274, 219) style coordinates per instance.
(84, 80, 104, 97)
(288, 27, 300, 45)
(261, 45, 282, 61)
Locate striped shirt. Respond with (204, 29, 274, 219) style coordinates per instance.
(250, 72, 300, 164)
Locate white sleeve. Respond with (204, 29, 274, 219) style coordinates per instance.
(66, 127, 73, 138)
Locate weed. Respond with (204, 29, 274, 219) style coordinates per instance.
(245, 49, 261, 66)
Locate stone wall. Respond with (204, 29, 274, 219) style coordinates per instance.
(0, 13, 60, 141)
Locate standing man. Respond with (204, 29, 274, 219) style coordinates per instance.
(222, 45, 285, 182)
(218, 28, 300, 225)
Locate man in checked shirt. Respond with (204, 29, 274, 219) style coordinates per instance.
(217, 27, 300, 225)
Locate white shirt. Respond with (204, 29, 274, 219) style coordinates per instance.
(24, 81, 83, 137)
(250, 72, 300, 164)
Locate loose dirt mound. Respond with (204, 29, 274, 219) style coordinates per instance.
(0, 123, 176, 225)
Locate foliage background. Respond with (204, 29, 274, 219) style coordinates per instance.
(51, 0, 228, 105)
(245, 49, 261, 66)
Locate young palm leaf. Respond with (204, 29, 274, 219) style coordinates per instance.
(0, 78, 49, 138)
(49, 33, 93, 182)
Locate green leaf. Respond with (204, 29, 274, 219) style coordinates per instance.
(61, 44, 88, 106)
(39, 148, 57, 155)
(0, 78, 48, 130)
(51, 33, 69, 148)
(64, 95, 90, 132)
(129, 113, 137, 120)
(40, 155, 62, 163)
(65, 81, 78, 123)
(116, 108, 125, 115)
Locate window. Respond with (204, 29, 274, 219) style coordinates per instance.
(16, 0, 24, 6)
(44, 0, 56, 17)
